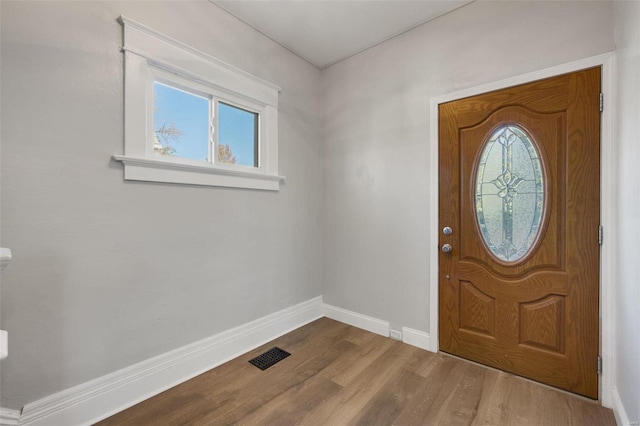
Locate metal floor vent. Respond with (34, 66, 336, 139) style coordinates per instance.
(249, 347, 291, 370)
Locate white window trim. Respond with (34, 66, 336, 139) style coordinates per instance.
(114, 16, 284, 191)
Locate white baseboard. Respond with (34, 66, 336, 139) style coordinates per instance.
(0, 408, 21, 426)
(11, 300, 623, 426)
(401, 326, 431, 351)
(16, 296, 323, 426)
(611, 386, 632, 426)
(322, 303, 389, 337)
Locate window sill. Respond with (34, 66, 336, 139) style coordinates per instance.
(112, 155, 285, 191)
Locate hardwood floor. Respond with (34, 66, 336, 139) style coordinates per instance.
(97, 318, 615, 425)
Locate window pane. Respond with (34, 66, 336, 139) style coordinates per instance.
(475, 125, 544, 262)
(218, 102, 258, 167)
(154, 82, 209, 161)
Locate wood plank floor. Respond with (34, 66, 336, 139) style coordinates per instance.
(97, 318, 615, 425)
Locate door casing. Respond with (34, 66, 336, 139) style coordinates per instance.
(428, 52, 616, 405)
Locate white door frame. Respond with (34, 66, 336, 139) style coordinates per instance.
(428, 52, 616, 406)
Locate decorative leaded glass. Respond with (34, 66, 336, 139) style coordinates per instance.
(475, 125, 544, 262)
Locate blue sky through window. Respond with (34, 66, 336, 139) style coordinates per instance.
(154, 82, 258, 167)
(154, 82, 209, 161)
(219, 102, 257, 167)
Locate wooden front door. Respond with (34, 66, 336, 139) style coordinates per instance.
(438, 67, 601, 399)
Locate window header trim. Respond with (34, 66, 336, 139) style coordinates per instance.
(119, 15, 280, 107)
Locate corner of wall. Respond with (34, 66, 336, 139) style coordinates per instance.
(0, 408, 21, 426)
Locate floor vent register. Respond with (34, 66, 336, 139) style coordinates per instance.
(248, 347, 291, 370)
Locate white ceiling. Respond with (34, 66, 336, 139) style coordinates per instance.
(213, 1, 474, 69)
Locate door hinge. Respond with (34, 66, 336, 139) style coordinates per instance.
(599, 225, 603, 245)
(600, 92, 604, 112)
(597, 355, 602, 375)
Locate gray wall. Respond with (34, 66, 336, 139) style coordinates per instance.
(614, 1, 640, 423)
(0, 1, 323, 409)
(321, 0, 615, 333)
(2, 0, 638, 421)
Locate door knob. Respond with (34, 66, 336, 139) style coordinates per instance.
(441, 244, 453, 253)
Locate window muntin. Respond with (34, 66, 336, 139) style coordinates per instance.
(475, 125, 544, 262)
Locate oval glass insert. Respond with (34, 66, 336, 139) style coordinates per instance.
(475, 125, 544, 262)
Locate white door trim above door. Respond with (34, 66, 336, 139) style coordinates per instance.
(428, 52, 616, 406)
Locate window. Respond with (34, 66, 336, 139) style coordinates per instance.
(153, 81, 210, 161)
(475, 125, 544, 262)
(217, 102, 259, 167)
(114, 16, 283, 190)
(151, 77, 260, 167)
